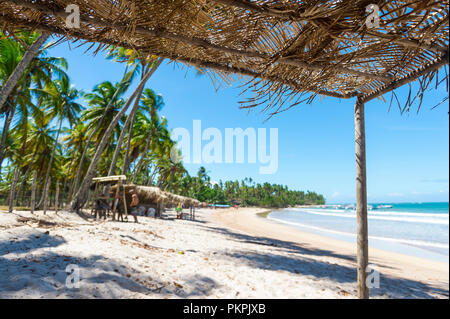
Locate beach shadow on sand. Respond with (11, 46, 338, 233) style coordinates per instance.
(199, 224, 449, 299)
(0, 230, 216, 298)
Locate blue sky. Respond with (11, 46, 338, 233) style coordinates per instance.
(43, 40, 449, 204)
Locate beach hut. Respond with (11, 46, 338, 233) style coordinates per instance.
(91, 175, 127, 220)
(0, 0, 447, 298)
(108, 184, 200, 219)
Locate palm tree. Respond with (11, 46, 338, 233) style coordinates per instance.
(0, 31, 68, 176)
(62, 122, 88, 201)
(71, 65, 160, 212)
(107, 48, 163, 177)
(68, 79, 130, 202)
(0, 31, 49, 112)
(35, 77, 82, 210)
(126, 88, 165, 179)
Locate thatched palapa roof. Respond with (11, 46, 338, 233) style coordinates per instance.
(109, 184, 201, 207)
(92, 175, 126, 183)
(0, 0, 448, 113)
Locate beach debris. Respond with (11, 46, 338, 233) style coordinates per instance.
(338, 290, 351, 297)
(173, 282, 183, 289)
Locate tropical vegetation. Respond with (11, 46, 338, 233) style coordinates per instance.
(0, 31, 325, 211)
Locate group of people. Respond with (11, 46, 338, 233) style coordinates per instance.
(94, 190, 140, 223)
(95, 189, 186, 222)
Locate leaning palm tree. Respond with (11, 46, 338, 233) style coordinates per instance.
(0, 31, 68, 176)
(68, 76, 132, 203)
(107, 48, 164, 177)
(71, 62, 162, 212)
(126, 88, 165, 178)
(0, 31, 49, 112)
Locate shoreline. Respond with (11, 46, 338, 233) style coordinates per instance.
(207, 207, 449, 298)
(264, 209, 449, 263)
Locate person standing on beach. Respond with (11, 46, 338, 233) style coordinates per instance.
(176, 202, 183, 219)
(130, 190, 139, 223)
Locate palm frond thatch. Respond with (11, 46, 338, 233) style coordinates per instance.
(0, 0, 448, 112)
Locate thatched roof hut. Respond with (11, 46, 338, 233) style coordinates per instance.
(109, 184, 200, 207)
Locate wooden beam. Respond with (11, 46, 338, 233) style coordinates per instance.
(366, 31, 448, 55)
(354, 96, 369, 299)
(212, 0, 306, 20)
(3, 0, 391, 82)
(361, 50, 449, 103)
(211, 0, 448, 54)
(172, 55, 355, 99)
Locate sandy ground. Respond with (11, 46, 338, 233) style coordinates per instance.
(0, 207, 448, 299)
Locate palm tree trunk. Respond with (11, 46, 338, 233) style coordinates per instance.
(38, 116, 63, 209)
(121, 93, 141, 175)
(0, 103, 16, 176)
(109, 58, 163, 177)
(55, 182, 60, 214)
(131, 132, 152, 183)
(30, 171, 37, 214)
(69, 76, 131, 204)
(8, 167, 20, 213)
(15, 141, 40, 206)
(0, 33, 49, 112)
(69, 66, 134, 202)
(71, 67, 157, 212)
(42, 177, 50, 215)
(108, 84, 143, 176)
(122, 58, 164, 175)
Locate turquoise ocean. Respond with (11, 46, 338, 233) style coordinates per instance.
(268, 202, 449, 263)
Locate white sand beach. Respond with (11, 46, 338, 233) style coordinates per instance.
(0, 207, 448, 299)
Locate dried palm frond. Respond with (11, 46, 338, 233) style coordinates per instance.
(0, 0, 447, 112)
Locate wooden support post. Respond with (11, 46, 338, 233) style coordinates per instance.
(123, 186, 128, 221)
(55, 182, 60, 214)
(31, 171, 37, 214)
(93, 181, 99, 208)
(112, 181, 120, 221)
(355, 97, 369, 299)
(193, 207, 196, 221)
(8, 167, 19, 213)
